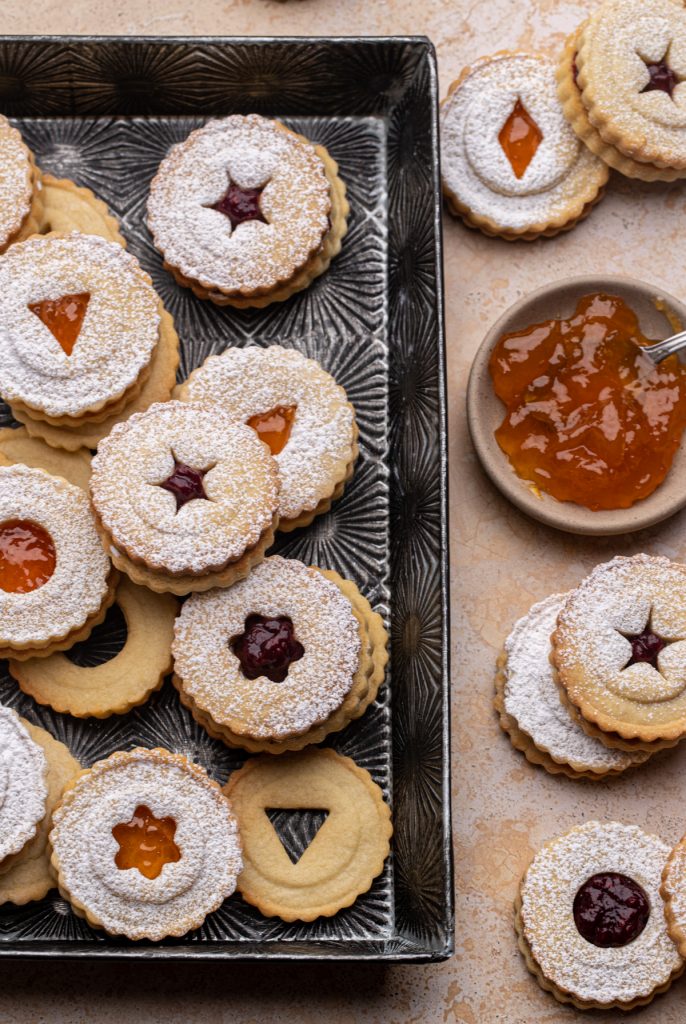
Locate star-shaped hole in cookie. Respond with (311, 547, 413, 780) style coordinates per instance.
(639, 46, 684, 99)
(158, 454, 214, 512)
(205, 177, 269, 230)
(112, 804, 181, 880)
(618, 609, 681, 672)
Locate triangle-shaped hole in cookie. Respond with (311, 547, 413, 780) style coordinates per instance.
(29, 292, 90, 356)
(265, 808, 330, 865)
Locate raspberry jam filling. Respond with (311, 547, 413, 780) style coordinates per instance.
(498, 99, 543, 179)
(29, 293, 90, 356)
(112, 804, 181, 880)
(231, 614, 305, 682)
(0, 519, 56, 594)
(641, 57, 680, 98)
(573, 872, 650, 948)
(622, 626, 669, 669)
(247, 405, 297, 456)
(160, 460, 210, 511)
(210, 182, 267, 229)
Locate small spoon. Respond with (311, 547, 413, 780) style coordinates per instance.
(643, 328, 686, 364)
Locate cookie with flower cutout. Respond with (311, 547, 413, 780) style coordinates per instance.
(440, 52, 608, 240)
(176, 346, 358, 531)
(0, 709, 80, 906)
(559, 0, 686, 181)
(224, 749, 391, 921)
(173, 555, 388, 754)
(0, 465, 115, 660)
(49, 747, 242, 940)
(0, 232, 161, 428)
(517, 821, 684, 1010)
(89, 401, 280, 595)
(0, 115, 43, 254)
(146, 114, 349, 307)
(495, 593, 651, 779)
(552, 554, 686, 748)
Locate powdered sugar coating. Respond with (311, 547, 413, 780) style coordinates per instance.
(579, 0, 686, 167)
(0, 706, 48, 864)
(0, 233, 160, 418)
(90, 401, 280, 576)
(504, 593, 647, 771)
(554, 555, 686, 727)
(173, 556, 361, 739)
(146, 115, 331, 296)
(0, 116, 33, 249)
(179, 346, 355, 521)
(520, 821, 682, 1005)
(0, 466, 111, 648)
(49, 748, 242, 941)
(441, 54, 607, 231)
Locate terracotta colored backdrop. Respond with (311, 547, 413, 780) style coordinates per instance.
(4, 1, 686, 1021)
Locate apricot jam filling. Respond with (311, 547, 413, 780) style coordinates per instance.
(113, 804, 181, 880)
(247, 405, 296, 456)
(498, 99, 543, 179)
(0, 519, 56, 593)
(489, 293, 686, 510)
(29, 293, 90, 356)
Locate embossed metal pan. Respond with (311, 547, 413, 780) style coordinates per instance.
(0, 36, 452, 961)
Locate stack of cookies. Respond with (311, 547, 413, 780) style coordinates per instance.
(440, 0, 686, 239)
(496, 553, 686, 778)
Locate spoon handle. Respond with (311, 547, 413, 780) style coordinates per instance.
(645, 328, 686, 364)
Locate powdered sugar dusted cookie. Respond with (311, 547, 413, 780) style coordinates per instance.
(517, 821, 683, 1009)
(176, 346, 357, 530)
(496, 593, 650, 778)
(441, 52, 608, 239)
(49, 747, 242, 940)
(147, 114, 348, 307)
(0, 707, 48, 871)
(0, 115, 42, 252)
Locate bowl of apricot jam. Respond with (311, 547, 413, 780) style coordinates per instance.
(467, 275, 686, 535)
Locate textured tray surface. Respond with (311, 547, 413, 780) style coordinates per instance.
(0, 37, 451, 961)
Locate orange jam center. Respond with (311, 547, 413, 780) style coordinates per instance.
(489, 293, 686, 511)
(29, 292, 90, 356)
(112, 804, 181, 880)
(247, 404, 297, 456)
(0, 519, 57, 593)
(498, 99, 543, 179)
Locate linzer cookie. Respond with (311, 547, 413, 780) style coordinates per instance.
(0, 712, 80, 906)
(0, 232, 160, 428)
(146, 114, 348, 307)
(0, 115, 43, 253)
(0, 465, 114, 660)
(661, 831, 686, 958)
(552, 555, 686, 748)
(176, 346, 358, 531)
(224, 749, 391, 921)
(495, 593, 650, 779)
(36, 175, 126, 243)
(440, 53, 608, 240)
(516, 821, 684, 1010)
(173, 555, 388, 754)
(49, 748, 242, 940)
(10, 577, 177, 719)
(0, 426, 91, 491)
(89, 401, 280, 595)
(559, 0, 686, 181)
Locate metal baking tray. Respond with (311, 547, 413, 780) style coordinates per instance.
(0, 35, 452, 962)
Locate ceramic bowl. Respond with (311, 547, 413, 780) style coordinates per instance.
(467, 275, 686, 536)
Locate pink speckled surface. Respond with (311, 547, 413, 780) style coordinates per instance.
(5, 0, 686, 1020)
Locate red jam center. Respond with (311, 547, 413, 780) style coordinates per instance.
(231, 614, 305, 682)
(29, 293, 90, 356)
(247, 405, 297, 456)
(623, 627, 668, 668)
(573, 872, 650, 948)
(641, 58, 679, 98)
(112, 804, 181, 880)
(211, 182, 267, 229)
(159, 461, 209, 511)
(0, 519, 57, 594)
(498, 99, 543, 179)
